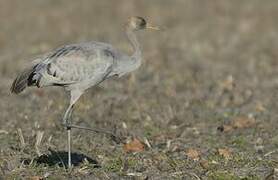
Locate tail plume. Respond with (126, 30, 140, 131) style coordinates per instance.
(10, 66, 37, 94)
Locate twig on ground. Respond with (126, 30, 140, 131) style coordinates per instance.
(35, 131, 44, 156)
(17, 128, 25, 149)
(144, 137, 152, 148)
(264, 149, 277, 157)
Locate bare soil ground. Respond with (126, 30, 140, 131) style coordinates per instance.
(1, 0, 278, 179)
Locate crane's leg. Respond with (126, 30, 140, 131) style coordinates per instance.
(62, 90, 82, 168)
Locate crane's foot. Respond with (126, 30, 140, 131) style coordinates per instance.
(66, 124, 122, 143)
(60, 121, 122, 169)
(68, 124, 115, 136)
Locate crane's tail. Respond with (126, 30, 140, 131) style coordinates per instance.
(10, 65, 38, 94)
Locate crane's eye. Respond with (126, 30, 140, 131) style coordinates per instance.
(134, 17, 146, 28)
(138, 18, 146, 28)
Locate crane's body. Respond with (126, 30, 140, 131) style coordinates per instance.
(33, 42, 138, 89)
(12, 40, 141, 94)
(11, 17, 159, 168)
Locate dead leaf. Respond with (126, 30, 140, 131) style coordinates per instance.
(200, 160, 209, 169)
(218, 148, 232, 159)
(218, 116, 256, 133)
(30, 176, 43, 180)
(186, 148, 200, 161)
(232, 116, 256, 129)
(124, 138, 144, 153)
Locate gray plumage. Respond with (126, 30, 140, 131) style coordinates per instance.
(11, 16, 159, 168)
(11, 42, 137, 93)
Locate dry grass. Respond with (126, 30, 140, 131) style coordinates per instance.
(1, 0, 278, 179)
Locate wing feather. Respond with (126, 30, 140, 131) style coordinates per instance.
(34, 43, 115, 89)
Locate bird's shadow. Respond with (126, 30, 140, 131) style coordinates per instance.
(23, 149, 100, 168)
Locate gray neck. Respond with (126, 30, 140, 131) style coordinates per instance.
(124, 28, 142, 73)
(126, 28, 142, 60)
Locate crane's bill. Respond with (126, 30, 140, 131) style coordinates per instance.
(146, 23, 160, 31)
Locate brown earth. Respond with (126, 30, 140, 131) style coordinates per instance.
(0, 0, 278, 179)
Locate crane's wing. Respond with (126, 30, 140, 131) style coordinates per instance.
(41, 43, 116, 88)
(11, 42, 117, 94)
(31, 43, 115, 88)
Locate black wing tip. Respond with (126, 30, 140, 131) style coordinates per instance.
(10, 66, 37, 94)
(10, 77, 26, 94)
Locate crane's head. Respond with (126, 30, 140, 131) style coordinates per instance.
(127, 16, 160, 31)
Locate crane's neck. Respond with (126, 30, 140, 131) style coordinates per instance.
(117, 27, 142, 76)
(126, 28, 142, 61)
